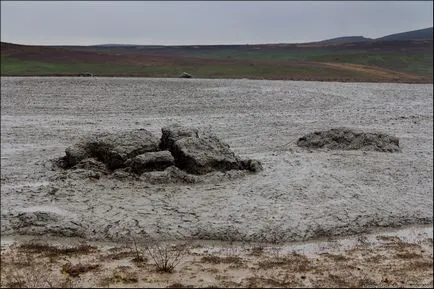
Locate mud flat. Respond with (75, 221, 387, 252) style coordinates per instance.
(1, 77, 433, 244)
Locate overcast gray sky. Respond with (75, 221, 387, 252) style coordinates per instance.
(1, 1, 433, 46)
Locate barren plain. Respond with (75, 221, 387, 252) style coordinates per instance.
(1, 77, 433, 242)
(1, 77, 433, 287)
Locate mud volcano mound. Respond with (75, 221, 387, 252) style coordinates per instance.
(297, 128, 401, 152)
(56, 124, 262, 180)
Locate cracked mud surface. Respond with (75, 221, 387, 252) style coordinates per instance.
(1, 77, 433, 242)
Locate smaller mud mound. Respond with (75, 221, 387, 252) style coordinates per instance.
(297, 128, 401, 152)
(54, 124, 262, 182)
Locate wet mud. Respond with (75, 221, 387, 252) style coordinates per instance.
(1, 77, 432, 243)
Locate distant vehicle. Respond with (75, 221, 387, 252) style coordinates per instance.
(179, 72, 192, 78)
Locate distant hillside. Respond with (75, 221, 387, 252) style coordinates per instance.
(317, 36, 372, 45)
(1, 26, 432, 83)
(96, 44, 137, 47)
(93, 44, 166, 48)
(312, 27, 433, 46)
(87, 28, 434, 49)
(376, 27, 433, 41)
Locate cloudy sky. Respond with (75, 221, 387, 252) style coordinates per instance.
(1, 1, 433, 46)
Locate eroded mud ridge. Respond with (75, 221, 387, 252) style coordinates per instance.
(297, 127, 401, 152)
(55, 124, 262, 182)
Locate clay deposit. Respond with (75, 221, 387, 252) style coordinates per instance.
(54, 124, 262, 182)
(1, 77, 433, 244)
(297, 127, 401, 152)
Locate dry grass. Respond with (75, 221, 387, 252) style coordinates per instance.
(3, 250, 34, 267)
(376, 235, 402, 242)
(407, 260, 434, 271)
(1, 250, 74, 288)
(248, 246, 265, 256)
(395, 252, 424, 259)
(100, 266, 139, 285)
(1, 232, 432, 288)
(19, 242, 97, 257)
(145, 241, 189, 273)
(245, 275, 298, 288)
(320, 252, 349, 262)
(256, 252, 311, 272)
(61, 262, 100, 278)
(200, 255, 243, 265)
(98, 250, 134, 261)
(98, 243, 148, 265)
(328, 273, 355, 287)
(131, 236, 148, 265)
(166, 283, 194, 288)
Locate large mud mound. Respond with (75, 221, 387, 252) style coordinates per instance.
(297, 128, 401, 152)
(55, 124, 262, 182)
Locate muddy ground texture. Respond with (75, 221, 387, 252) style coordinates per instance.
(297, 127, 401, 153)
(1, 77, 433, 244)
(1, 227, 432, 288)
(54, 125, 399, 183)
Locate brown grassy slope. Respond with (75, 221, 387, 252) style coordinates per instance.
(2, 42, 261, 67)
(1, 41, 432, 83)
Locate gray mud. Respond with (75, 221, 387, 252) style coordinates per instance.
(1, 77, 433, 243)
(297, 127, 401, 152)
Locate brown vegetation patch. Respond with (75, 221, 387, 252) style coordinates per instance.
(245, 275, 299, 288)
(166, 283, 194, 288)
(256, 252, 312, 272)
(376, 235, 402, 243)
(396, 252, 424, 259)
(407, 260, 434, 271)
(102, 266, 139, 284)
(61, 262, 100, 278)
(98, 250, 134, 261)
(319, 252, 349, 262)
(19, 242, 97, 257)
(248, 246, 265, 256)
(1, 250, 74, 288)
(200, 255, 243, 265)
(1, 230, 432, 288)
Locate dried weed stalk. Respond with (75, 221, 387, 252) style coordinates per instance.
(145, 240, 189, 273)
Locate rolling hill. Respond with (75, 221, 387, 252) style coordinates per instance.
(313, 27, 432, 45)
(376, 27, 433, 41)
(316, 36, 373, 45)
(1, 27, 432, 83)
